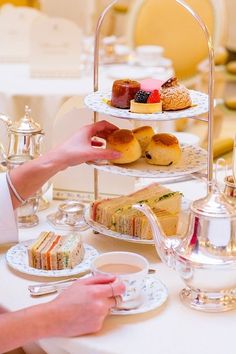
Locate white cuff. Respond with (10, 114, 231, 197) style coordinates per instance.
(0, 173, 18, 244)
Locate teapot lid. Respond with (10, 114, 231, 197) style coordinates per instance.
(191, 182, 236, 219)
(10, 106, 42, 134)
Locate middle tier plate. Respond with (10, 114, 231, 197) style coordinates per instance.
(87, 144, 207, 178)
(84, 90, 209, 121)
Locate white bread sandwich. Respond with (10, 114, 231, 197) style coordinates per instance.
(28, 232, 84, 270)
(91, 183, 182, 239)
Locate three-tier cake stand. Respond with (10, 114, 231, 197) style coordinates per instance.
(84, 0, 215, 244)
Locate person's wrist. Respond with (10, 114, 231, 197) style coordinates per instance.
(41, 149, 68, 174)
(31, 302, 63, 339)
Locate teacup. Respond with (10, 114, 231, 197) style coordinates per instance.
(91, 251, 149, 309)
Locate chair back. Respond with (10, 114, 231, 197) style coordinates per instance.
(0, 4, 42, 62)
(39, 0, 95, 35)
(29, 15, 82, 78)
(127, 0, 227, 80)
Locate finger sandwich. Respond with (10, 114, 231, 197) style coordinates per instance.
(91, 183, 182, 239)
(28, 232, 84, 270)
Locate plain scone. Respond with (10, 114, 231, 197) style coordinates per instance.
(132, 126, 155, 157)
(106, 129, 142, 164)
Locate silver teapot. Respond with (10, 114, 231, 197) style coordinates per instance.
(0, 106, 44, 227)
(135, 183, 236, 312)
(0, 105, 44, 167)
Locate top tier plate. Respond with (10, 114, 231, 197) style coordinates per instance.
(84, 90, 209, 121)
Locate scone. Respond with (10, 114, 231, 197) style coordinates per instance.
(106, 129, 142, 164)
(132, 126, 155, 156)
(145, 133, 181, 166)
(111, 79, 141, 109)
(160, 77, 192, 111)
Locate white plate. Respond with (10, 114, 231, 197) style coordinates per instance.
(88, 145, 207, 178)
(84, 90, 209, 121)
(84, 199, 190, 245)
(6, 241, 99, 278)
(111, 274, 168, 315)
(85, 209, 154, 245)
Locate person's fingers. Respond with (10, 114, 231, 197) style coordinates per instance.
(90, 148, 121, 161)
(93, 280, 126, 298)
(106, 296, 118, 309)
(91, 140, 104, 147)
(76, 274, 116, 286)
(90, 120, 119, 139)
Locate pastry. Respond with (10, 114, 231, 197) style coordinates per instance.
(91, 183, 182, 239)
(111, 79, 141, 109)
(132, 126, 155, 156)
(160, 77, 192, 110)
(145, 133, 181, 166)
(140, 78, 164, 92)
(106, 129, 141, 164)
(28, 232, 84, 270)
(130, 89, 162, 113)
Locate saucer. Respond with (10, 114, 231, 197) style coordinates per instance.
(111, 275, 168, 315)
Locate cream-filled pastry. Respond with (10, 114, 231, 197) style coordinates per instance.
(160, 77, 192, 111)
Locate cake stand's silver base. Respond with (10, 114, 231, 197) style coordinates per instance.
(180, 287, 236, 312)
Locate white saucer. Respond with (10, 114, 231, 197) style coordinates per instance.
(111, 275, 168, 315)
(6, 240, 99, 278)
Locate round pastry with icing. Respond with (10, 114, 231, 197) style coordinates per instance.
(132, 126, 155, 156)
(160, 77, 192, 111)
(106, 129, 142, 164)
(145, 133, 181, 166)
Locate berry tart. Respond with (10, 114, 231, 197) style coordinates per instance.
(130, 88, 162, 114)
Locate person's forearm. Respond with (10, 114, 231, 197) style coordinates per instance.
(9, 150, 67, 209)
(0, 303, 56, 353)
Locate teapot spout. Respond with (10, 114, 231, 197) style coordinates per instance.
(134, 203, 181, 268)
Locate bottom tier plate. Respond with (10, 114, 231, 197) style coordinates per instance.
(84, 199, 190, 245)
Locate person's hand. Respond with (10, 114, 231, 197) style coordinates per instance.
(47, 275, 125, 337)
(55, 120, 121, 168)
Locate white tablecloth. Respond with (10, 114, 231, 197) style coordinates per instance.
(0, 178, 235, 354)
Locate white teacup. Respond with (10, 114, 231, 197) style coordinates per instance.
(91, 252, 149, 309)
(136, 45, 164, 66)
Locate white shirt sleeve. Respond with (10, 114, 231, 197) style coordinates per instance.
(0, 173, 18, 244)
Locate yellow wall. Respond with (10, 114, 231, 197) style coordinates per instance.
(0, 0, 39, 7)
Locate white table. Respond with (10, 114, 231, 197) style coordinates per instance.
(0, 178, 235, 354)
